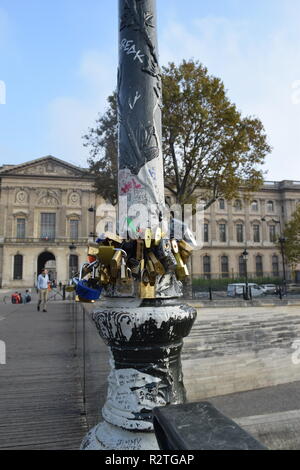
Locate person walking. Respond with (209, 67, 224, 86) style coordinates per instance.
(37, 269, 49, 312)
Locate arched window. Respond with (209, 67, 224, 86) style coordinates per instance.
(221, 256, 229, 278)
(267, 201, 274, 213)
(236, 224, 244, 243)
(203, 256, 211, 280)
(219, 199, 225, 210)
(204, 223, 209, 243)
(272, 255, 279, 277)
(256, 255, 263, 277)
(251, 200, 259, 212)
(219, 223, 227, 242)
(13, 255, 23, 280)
(234, 199, 242, 211)
(69, 255, 79, 279)
(253, 224, 260, 243)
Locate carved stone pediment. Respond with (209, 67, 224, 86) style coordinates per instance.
(2, 156, 87, 178)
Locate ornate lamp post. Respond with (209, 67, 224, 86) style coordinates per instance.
(242, 249, 249, 300)
(80, 0, 197, 451)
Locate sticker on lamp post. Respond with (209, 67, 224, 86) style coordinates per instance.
(0, 81, 6, 105)
(0, 341, 6, 365)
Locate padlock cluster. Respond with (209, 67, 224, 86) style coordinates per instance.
(85, 230, 193, 299)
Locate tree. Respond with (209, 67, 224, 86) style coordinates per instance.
(83, 93, 118, 206)
(283, 205, 300, 266)
(162, 60, 271, 208)
(84, 60, 271, 208)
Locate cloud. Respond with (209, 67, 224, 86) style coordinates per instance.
(46, 50, 117, 167)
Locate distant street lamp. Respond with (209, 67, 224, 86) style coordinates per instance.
(88, 207, 97, 241)
(242, 249, 249, 300)
(69, 242, 77, 251)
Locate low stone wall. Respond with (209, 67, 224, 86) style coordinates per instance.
(182, 305, 300, 401)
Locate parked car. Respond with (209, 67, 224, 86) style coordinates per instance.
(287, 284, 300, 293)
(260, 284, 277, 294)
(227, 283, 265, 298)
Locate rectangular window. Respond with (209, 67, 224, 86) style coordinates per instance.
(16, 218, 26, 239)
(14, 255, 23, 280)
(203, 256, 211, 280)
(269, 225, 276, 243)
(272, 256, 279, 277)
(239, 256, 246, 277)
(70, 219, 79, 240)
(204, 224, 209, 243)
(41, 213, 56, 240)
(256, 256, 263, 277)
(219, 224, 227, 242)
(236, 224, 244, 243)
(221, 256, 229, 278)
(253, 225, 260, 243)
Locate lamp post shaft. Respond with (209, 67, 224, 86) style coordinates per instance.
(118, 0, 165, 235)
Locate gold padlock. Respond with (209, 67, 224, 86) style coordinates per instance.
(98, 246, 116, 266)
(148, 251, 165, 275)
(154, 227, 162, 246)
(88, 246, 99, 257)
(178, 240, 193, 254)
(179, 248, 191, 264)
(171, 239, 179, 254)
(102, 232, 123, 246)
(110, 250, 122, 278)
(145, 228, 152, 249)
(120, 257, 127, 280)
(100, 268, 110, 286)
(139, 282, 156, 299)
(174, 252, 189, 280)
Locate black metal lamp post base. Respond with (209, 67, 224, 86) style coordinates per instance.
(80, 301, 196, 450)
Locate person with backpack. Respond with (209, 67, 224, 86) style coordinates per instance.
(25, 290, 31, 303)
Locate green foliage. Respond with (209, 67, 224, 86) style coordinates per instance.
(162, 60, 271, 207)
(84, 60, 271, 207)
(83, 93, 118, 206)
(283, 205, 300, 265)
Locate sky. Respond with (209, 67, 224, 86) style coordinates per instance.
(0, 0, 300, 180)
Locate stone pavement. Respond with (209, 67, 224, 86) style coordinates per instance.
(208, 382, 300, 450)
(0, 295, 88, 450)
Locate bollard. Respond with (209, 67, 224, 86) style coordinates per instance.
(62, 285, 66, 301)
(209, 287, 213, 301)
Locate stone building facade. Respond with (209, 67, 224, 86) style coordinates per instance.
(0, 156, 104, 288)
(0, 155, 299, 287)
(191, 181, 300, 281)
